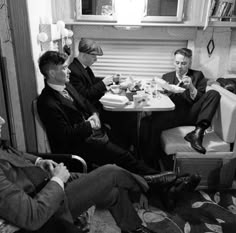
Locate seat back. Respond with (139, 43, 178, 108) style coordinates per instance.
(32, 98, 51, 153)
(209, 84, 236, 144)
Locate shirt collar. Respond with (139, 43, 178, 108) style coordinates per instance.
(77, 57, 87, 69)
(47, 82, 65, 92)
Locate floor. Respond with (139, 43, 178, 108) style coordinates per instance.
(90, 209, 120, 233)
(89, 178, 236, 233)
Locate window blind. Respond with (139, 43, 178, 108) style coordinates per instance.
(91, 39, 187, 80)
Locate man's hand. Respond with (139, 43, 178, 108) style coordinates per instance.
(87, 113, 101, 130)
(102, 75, 113, 87)
(182, 75, 194, 90)
(36, 159, 58, 175)
(51, 163, 70, 183)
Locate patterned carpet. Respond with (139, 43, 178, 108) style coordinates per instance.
(89, 189, 236, 233)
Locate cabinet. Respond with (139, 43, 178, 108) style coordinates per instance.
(207, 0, 236, 27)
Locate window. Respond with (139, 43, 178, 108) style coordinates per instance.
(75, 0, 185, 23)
(90, 39, 187, 79)
(76, 0, 115, 21)
(143, 0, 185, 22)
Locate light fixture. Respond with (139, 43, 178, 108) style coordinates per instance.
(37, 20, 74, 52)
(37, 32, 48, 43)
(115, 0, 146, 25)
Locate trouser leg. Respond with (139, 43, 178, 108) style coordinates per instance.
(144, 110, 185, 164)
(65, 165, 145, 231)
(84, 141, 158, 175)
(18, 218, 80, 233)
(109, 188, 142, 231)
(189, 90, 221, 125)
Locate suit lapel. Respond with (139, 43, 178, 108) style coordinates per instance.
(167, 72, 179, 85)
(66, 83, 90, 113)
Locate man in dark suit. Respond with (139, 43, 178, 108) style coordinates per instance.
(37, 50, 178, 186)
(145, 48, 220, 163)
(69, 38, 137, 149)
(0, 115, 158, 233)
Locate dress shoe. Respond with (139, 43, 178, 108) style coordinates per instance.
(184, 127, 206, 154)
(161, 173, 201, 211)
(122, 225, 155, 233)
(143, 171, 177, 186)
(175, 173, 201, 193)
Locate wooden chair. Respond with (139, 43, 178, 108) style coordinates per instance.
(0, 100, 91, 232)
(160, 84, 236, 189)
(32, 98, 87, 173)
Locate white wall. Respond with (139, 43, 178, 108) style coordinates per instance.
(192, 27, 231, 79)
(27, 0, 53, 94)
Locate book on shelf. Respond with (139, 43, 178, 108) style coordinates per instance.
(209, 0, 236, 21)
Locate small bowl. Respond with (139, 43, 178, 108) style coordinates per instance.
(110, 85, 122, 94)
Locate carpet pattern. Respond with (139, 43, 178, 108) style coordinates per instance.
(89, 189, 236, 233)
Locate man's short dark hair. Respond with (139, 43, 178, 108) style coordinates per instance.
(38, 51, 68, 78)
(174, 48, 192, 58)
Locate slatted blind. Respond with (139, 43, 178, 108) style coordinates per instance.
(91, 39, 187, 79)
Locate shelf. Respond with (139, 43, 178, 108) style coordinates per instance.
(64, 19, 205, 28)
(208, 16, 236, 27)
(209, 21, 236, 26)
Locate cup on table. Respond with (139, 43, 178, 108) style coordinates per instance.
(133, 94, 148, 108)
(126, 91, 136, 101)
(113, 74, 120, 85)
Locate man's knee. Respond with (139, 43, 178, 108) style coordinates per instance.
(206, 89, 221, 101)
(97, 164, 124, 175)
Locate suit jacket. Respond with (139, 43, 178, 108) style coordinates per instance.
(69, 58, 106, 109)
(162, 69, 207, 107)
(37, 82, 98, 154)
(0, 141, 70, 231)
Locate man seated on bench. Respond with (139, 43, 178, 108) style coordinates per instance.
(144, 48, 221, 165)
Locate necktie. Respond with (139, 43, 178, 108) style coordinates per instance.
(61, 89, 73, 102)
(85, 67, 94, 85)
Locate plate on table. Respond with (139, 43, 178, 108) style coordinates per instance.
(163, 84, 185, 93)
(169, 84, 185, 93)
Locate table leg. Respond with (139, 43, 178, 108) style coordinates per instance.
(136, 111, 143, 159)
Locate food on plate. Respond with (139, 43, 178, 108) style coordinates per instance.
(128, 80, 143, 92)
(119, 77, 134, 90)
(168, 84, 185, 93)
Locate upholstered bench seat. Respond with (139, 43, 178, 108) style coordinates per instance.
(161, 126, 230, 155)
(160, 84, 236, 189)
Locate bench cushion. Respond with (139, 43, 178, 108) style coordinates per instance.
(161, 126, 230, 155)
